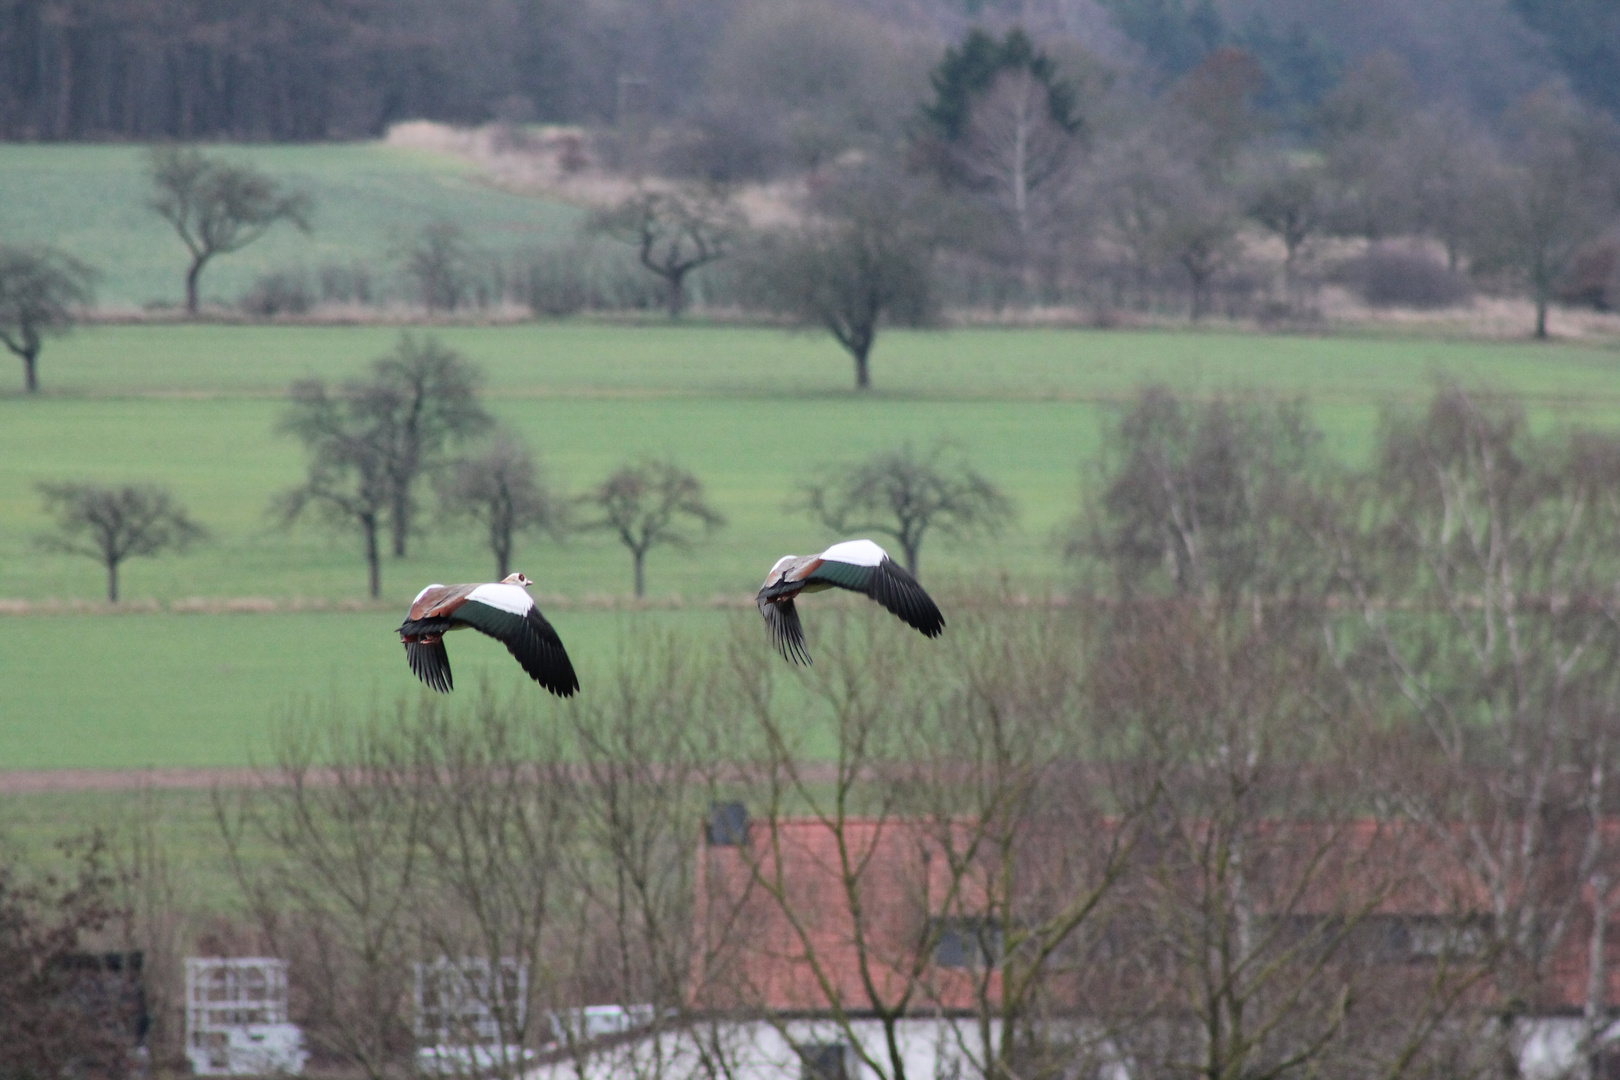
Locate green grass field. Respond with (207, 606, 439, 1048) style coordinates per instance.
(0, 143, 582, 308)
(3, 321, 1620, 771)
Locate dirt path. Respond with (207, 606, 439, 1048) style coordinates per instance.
(0, 766, 288, 793)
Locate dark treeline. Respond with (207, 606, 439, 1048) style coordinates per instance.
(0, 0, 614, 140)
(0, 0, 1614, 141)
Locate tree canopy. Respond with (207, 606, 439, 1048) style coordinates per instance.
(35, 482, 205, 602)
(0, 245, 96, 394)
(147, 146, 313, 315)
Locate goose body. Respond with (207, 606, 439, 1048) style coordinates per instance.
(755, 539, 944, 664)
(397, 572, 578, 696)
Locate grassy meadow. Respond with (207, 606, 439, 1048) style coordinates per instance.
(4, 322, 1620, 771)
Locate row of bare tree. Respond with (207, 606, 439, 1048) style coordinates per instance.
(274, 332, 1016, 600)
(140, 383, 1620, 1080)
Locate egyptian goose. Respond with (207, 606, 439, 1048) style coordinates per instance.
(755, 539, 944, 664)
(397, 572, 579, 696)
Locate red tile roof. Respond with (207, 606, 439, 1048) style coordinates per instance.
(690, 813, 1620, 1018)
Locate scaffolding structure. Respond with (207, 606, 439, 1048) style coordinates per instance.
(184, 957, 307, 1076)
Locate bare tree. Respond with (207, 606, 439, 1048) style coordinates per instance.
(218, 709, 425, 1080)
(360, 334, 491, 558)
(146, 146, 313, 316)
(406, 694, 576, 1080)
(582, 458, 724, 598)
(955, 67, 1082, 246)
(698, 612, 959, 1080)
(1159, 181, 1242, 320)
(0, 244, 96, 394)
(35, 482, 205, 602)
(1470, 89, 1620, 339)
(274, 379, 393, 598)
(402, 220, 476, 313)
(1393, 108, 1500, 272)
(1316, 52, 1418, 244)
(1072, 384, 1484, 1080)
(1090, 596, 1481, 1080)
(757, 169, 938, 391)
(1066, 386, 1324, 602)
(1242, 155, 1327, 303)
(897, 600, 1155, 1080)
(1085, 132, 1185, 311)
(439, 432, 567, 580)
(1327, 386, 1620, 1080)
(591, 186, 742, 318)
(797, 442, 1013, 576)
(553, 639, 739, 1080)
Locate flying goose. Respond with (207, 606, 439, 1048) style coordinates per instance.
(398, 572, 579, 696)
(756, 539, 944, 664)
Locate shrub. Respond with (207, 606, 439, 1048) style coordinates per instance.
(1354, 244, 1472, 309)
(1558, 237, 1620, 311)
(239, 268, 313, 317)
(318, 262, 374, 305)
(516, 253, 590, 317)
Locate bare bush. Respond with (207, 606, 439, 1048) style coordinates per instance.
(1349, 243, 1472, 309)
(239, 268, 314, 317)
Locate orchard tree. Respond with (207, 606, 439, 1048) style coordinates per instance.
(439, 432, 567, 580)
(590, 186, 742, 318)
(147, 146, 313, 315)
(401, 221, 476, 313)
(583, 459, 724, 598)
(359, 335, 491, 558)
(35, 482, 206, 602)
(0, 244, 95, 394)
(758, 168, 938, 391)
(275, 380, 393, 599)
(797, 442, 1013, 576)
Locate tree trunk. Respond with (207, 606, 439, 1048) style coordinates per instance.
(391, 492, 410, 558)
(22, 348, 38, 394)
(633, 548, 645, 598)
(1534, 294, 1549, 340)
(854, 345, 871, 391)
(493, 526, 511, 580)
(363, 516, 380, 598)
(666, 270, 686, 319)
(185, 255, 205, 316)
(106, 557, 119, 603)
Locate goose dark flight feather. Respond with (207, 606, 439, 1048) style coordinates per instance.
(755, 539, 944, 664)
(397, 572, 579, 696)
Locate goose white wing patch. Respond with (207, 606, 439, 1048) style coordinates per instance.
(466, 582, 534, 615)
(413, 583, 445, 604)
(819, 539, 886, 567)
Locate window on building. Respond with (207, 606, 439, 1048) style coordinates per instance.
(1367, 914, 1489, 962)
(1262, 914, 1489, 964)
(795, 1042, 850, 1080)
(929, 916, 1004, 969)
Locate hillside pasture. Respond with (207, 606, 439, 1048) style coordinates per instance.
(0, 143, 583, 309)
